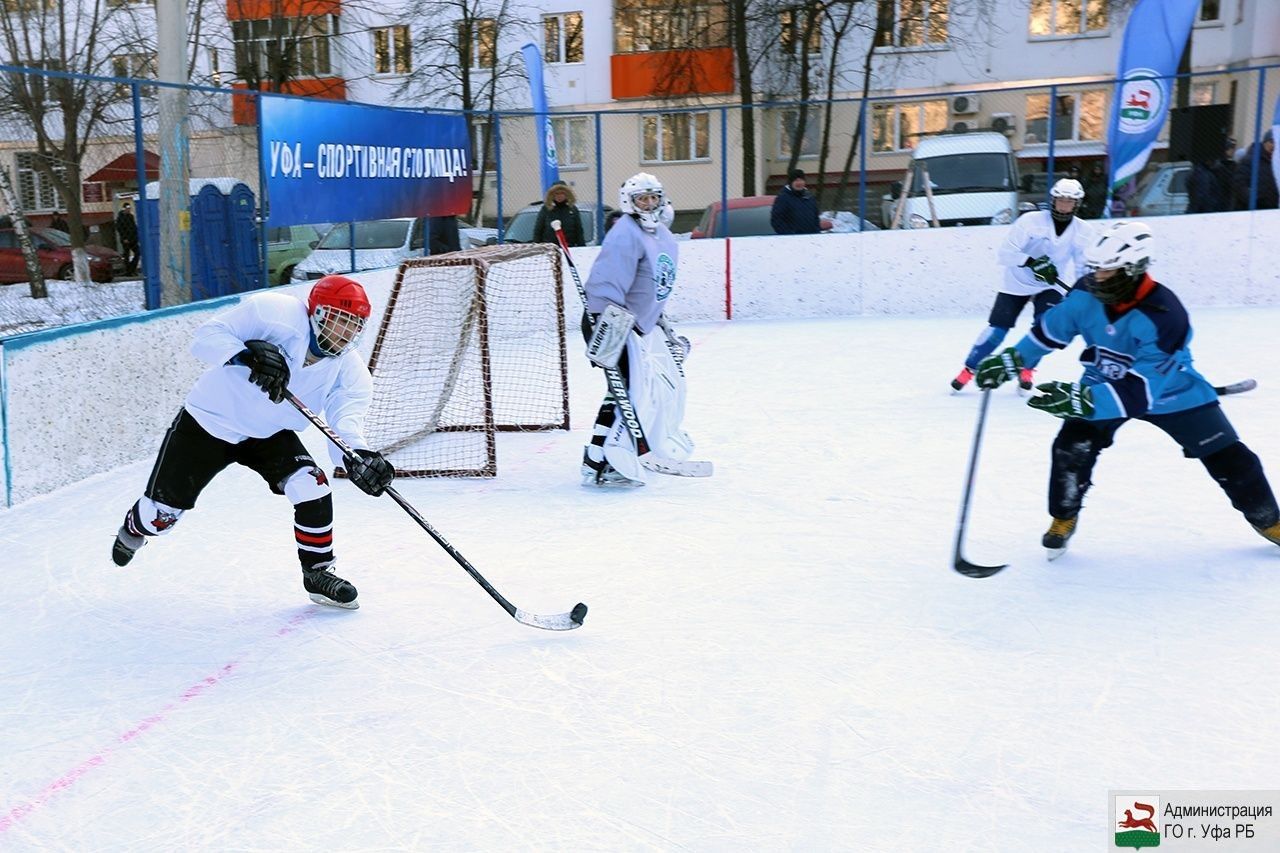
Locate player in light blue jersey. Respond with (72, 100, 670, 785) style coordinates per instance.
(975, 220, 1280, 558)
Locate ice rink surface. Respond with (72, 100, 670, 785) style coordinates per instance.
(3, 308, 1279, 851)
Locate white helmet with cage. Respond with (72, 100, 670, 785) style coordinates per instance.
(1049, 178, 1085, 222)
(1084, 220, 1154, 304)
(618, 172, 665, 232)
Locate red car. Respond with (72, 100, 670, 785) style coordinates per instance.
(0, 227, 126, 283)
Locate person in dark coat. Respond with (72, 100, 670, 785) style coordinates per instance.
(428, 215, 461, 255)
(1232, 130, 1277, 211)
(116, 201, 140, 275)
(49, 211, 69, 232)
(1187, 136, 1237, 213)
(770, 168, 827, 235)
(533, 182, 585, 246)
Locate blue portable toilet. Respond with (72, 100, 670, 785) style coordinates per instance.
(142, 178, 263, 303)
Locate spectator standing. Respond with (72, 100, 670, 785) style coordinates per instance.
(1080, 164, 1108, 219)
(1186, 136, 1237, 213)
(771, 168, 829, 235)
(116, 201, 140, 275)
(49, 211, 69, 232)
(428, 215, 461, 255)
(533, 182, 585, 247)
(1232, 130, 1278, 211)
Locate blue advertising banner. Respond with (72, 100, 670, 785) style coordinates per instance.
(260, 96, 472, 226)
(1106, 0, 1201, 191)
(1272, 93, 1280, 197)
(520, 42, 561, 194)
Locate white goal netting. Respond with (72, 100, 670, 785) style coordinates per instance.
(360, 244, 569, 477)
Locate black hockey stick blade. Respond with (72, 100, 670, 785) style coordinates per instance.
(1215, 378, 1257, 396)
(286, 392, 587, 631)
(953, 389, 1008, 578)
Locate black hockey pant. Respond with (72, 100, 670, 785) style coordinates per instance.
(1048, 402, 1280, 528)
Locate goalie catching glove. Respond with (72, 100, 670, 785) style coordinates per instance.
(1028, 381, 1094, 419)
(586, 303, 636, 369)
(231, 339, 290, 403)
(344, 449, 395, 496)
(975, 347, 1024, 390)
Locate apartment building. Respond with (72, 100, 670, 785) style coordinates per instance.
(2, 0, 1277, 227)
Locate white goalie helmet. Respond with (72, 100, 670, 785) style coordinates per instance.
(618, 172, 665, 232)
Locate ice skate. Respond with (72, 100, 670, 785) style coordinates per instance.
(303, 565, 359, 609)
(1042, 516, 1077, 560)
(111, 520, 146, 567)
(1018, 367, 1035, 392)
(950, 367, 974, 392)
(1253, 519, 1280, 547)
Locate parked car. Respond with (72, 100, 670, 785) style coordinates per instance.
(880, 132, 1023, 228)
(1017, 171, 1071, 211)
(1128, 161, 1190, 217)
(500, 202, 611, 246)
(458, 218, 499, 249)
(0, 226, 126, 284)
(690, 195, 878, 238)
(291, 217, 427, 282)
(266, 223, 329, 285)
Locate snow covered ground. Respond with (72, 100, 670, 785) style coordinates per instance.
(2, 308, 1279, 850)
(0, 279, 145, 336)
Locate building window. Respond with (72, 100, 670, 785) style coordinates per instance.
(1028, 0, 1107, 37)
(777, 108, 821, 158)
(552, 116, 589, 169)
(1023, 90, 1106, 144)
(614, 0, 729, 52)
(780, 7, 822, 55)
(373, 25, 411, 74)
(111, 52, 158, 96)
(642, 111, 710, 162)
(871, 99, 947, 151)
(875, 0, 949, 48)
(1191, 81, 1216, 105)
(16, 152, 65, 211)
(461, 17, 497, 68)
(544, 12, 583, 63)
(232, 15, 340, 79)
(1199, 0, 1220, 22)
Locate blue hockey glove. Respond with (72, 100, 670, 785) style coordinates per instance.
(975, 347, 1023, 389)
(1028, 382, 1095, 419)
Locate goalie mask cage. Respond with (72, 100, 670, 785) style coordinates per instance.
(359, 244, 570, 478)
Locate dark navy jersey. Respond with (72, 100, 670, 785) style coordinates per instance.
(1013, 277, 1218, 419)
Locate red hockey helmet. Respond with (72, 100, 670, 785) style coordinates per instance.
(307, 275, 371, 356)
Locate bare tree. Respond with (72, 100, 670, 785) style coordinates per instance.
(396, 0, 533, 221)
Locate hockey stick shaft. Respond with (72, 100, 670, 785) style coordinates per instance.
(953, 389, 1008, 578)
(286, 392, 586, 630)
(551, 222, 651, 456)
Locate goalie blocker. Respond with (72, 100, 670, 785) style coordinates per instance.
(586, 303, 636, 369)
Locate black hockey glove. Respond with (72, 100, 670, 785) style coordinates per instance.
(1027, 255, 1058, 285)
(345, 449, 395, 496)
(233, 340, 290, 403)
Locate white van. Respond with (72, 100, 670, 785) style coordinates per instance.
(881, 132, 1023, 229)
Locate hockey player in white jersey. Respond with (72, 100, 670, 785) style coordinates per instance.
(951, 178, 1097, 392)
(109, 275, 394, 609)
(580, 172, 692, 486)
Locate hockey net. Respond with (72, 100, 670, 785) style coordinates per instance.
(359, 244, 569, 477)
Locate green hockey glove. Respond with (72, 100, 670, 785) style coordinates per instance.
(975, 347, 1024, 390)
(1028, 255, 1058, 285)
(1028, 381, 1095, 419)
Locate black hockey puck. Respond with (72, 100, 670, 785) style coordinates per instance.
(570, 602, 588, 625)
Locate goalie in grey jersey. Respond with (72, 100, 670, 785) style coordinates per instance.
(580, 172, 696, 486)
(109, 275, 395, 609)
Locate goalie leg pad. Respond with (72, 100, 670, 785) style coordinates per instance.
(586, 304, 636, 369)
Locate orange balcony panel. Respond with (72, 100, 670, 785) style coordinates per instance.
(611, 48, 734, 100)
(232, 78, 347, 126)
(227, 0, 339, 21)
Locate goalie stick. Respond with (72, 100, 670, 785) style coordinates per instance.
(953, 389, 1008, 579)
(550, 220, 712, 478)
(286, 392, 587, 631)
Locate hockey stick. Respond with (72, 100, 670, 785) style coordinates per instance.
(550, 220, 712, 478)
(286, 392, 587, 631)
(1044, 277, 1255, 398)
(953, 389, 1008, 579)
